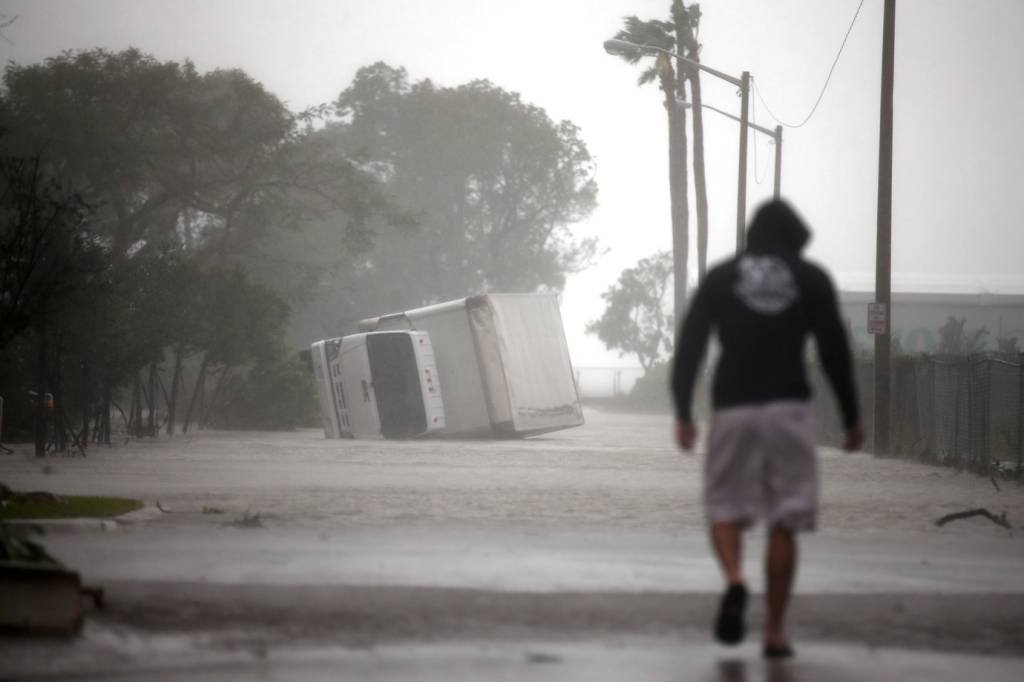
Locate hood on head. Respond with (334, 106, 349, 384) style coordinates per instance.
(745, 199, 811, 254)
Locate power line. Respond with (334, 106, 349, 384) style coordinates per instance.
(753, 0, 865, 129)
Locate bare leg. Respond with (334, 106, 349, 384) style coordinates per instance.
(710, 521, 744, 585)
(764, 525, 796, 648)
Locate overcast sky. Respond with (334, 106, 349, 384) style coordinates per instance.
(2, 0, 1022, 366)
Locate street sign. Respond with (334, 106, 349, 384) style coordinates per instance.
(867, 302, 888, 335)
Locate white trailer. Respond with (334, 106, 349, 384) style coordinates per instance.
(359, 293, 583, 438)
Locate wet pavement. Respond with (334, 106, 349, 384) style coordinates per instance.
(6, 636, 1024, 682)
(2, 409, 1023, 679)
(26, 523, 1024, 595)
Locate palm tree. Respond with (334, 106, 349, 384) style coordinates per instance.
(674, 2, 710, 284)
(610, 17, 690, 321)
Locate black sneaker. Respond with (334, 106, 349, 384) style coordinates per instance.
(763, 643, 795, 659)
(714, 583, 747, 645)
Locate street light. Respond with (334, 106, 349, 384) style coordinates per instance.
(678, 99, 783, 199)
(604, 38, 752, 253)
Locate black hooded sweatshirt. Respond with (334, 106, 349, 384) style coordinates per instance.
(671, 200, 859, 429)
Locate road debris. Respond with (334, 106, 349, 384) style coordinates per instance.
(934, 508, 1011, 529)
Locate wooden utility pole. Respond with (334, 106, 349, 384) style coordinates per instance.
(874, 0, 896, 455)
(736, 71, 750, 253)
(773, 125, 783, 198)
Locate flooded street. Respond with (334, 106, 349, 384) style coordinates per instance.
(2, 409, 1023, 680)
(3, 408, 1019, 534)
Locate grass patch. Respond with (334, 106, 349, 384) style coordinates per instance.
(0, 495, 144, 520)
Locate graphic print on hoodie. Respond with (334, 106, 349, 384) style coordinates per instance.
(734, 255, 799, 315)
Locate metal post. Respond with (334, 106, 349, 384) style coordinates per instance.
(873, 0, 895, 456)
(773, 125, 783, 198)
(691, 101, 780, 202)
(1017, 352, 1023, 479)
(736, 71, 750, 253)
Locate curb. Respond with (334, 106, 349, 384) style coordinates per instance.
(3, 502, 160, 533)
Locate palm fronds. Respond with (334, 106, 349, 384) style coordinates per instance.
(612, 16, 676, 67)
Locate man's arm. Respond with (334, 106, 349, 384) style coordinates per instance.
(808, 267, 861, 448)
(671, 279, 715, 448)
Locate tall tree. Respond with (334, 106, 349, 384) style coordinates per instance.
(610, 17, 689, 321)
(674, 1, 710, 283)
(586, 251, 674, 372)
(0, 154, 96, 350)
(181, 265, 290, 432)
(0, 48, 398, 441)
(332, 63, 598, 314)
(1, 49, 393, 267)
(2, 49, 191, 258)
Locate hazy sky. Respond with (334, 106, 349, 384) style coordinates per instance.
(2, 0, 1022, 366)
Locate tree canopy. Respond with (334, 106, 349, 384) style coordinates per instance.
(0, 155, 96, 349)
(0, 50, 601, 446)
(587, 251, 674, 371)
(330, 62, 598, 312)
(0, 49, 394, 266)
(608, 1, 709, 317)
(0, 48, 400, 445)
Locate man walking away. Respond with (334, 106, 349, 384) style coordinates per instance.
(671, 199, 863, 659)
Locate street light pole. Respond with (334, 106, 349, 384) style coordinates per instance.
(604, 39, 751, 254)
(605, 40, 741, 87)
(736, 71, 750, 253)
(773, 125, 783, 199)
(681, 100, 782, 200)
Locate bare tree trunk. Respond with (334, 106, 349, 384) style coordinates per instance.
(101, 384, 112, 446)
(663, 71, 689, 324)
(50, 335, 66, 453)
(182, 353, 209, 433)
(91, 402, 102, 443)
(166, 341, 185, 436)
(202, 365, 232, 429)
(690, 84, 708, 283)
(198, 365, 207, 428)
(147, 361, 158, 436)
(126, 386, 135, 437)
(129, 371, 141, 438)
(112, 400, 131, 436)
(676, 2, 709, 284)
(34, 325, 48, 457)
(80, 360, 91, 444)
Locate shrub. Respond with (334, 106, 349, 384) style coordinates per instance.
(210, 352, 317, 430)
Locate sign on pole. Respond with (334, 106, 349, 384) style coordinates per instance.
(867, 302, 888, 335)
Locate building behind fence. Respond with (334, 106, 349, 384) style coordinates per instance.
(810, 353, 1023, 476)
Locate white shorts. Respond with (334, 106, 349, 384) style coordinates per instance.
(704, 401, 818, 532)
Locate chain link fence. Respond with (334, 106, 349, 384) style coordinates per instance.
(574, 367, 645, 400)
(811, 353, 1024, 476)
